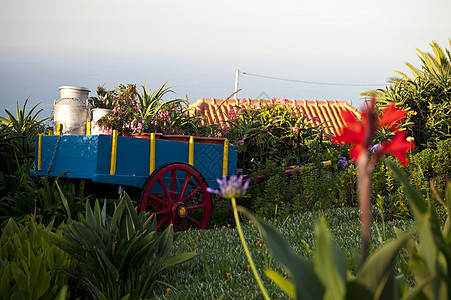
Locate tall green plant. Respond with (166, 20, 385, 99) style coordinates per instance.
(0, 98, 48, 135)
(0, 99, 48, 170)
(52, 193, 197, 300)
(137, 81, 177, 121)
(0, 165, 88, 227)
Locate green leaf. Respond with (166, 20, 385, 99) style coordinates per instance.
(238, 206, 324, 300)
(399, 275, 434, 300)
(10, 262, 28, 295)
(444, 183, 451, 242)
(385, 160, 426, 218)
(93, 199, 103, 228)
(161, 252, 198, 271)
(344, 281, 372, 299)
(265, 269, 295, 298)
(30, 253, 51, 298)
(54, 285, 68, 300)
(157, 225, 174, 258)
(85, 199, 96, 226)
(355, 230, 411, 299)
(314, 218, 347, 300)
(56, 181, 72, 223)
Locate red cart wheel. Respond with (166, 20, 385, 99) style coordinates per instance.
(139, 162, 212, 231)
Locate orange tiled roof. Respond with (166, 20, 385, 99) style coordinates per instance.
(189, 98, 361, 137)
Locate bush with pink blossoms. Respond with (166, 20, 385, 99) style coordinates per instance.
(94, 82, 222, 137)
(223, 99, 324, 170)
(96, 84, 142, 135)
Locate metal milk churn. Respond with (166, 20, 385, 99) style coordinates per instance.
(53, 86, 91, 135)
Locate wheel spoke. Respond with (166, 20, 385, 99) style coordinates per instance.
(171, 170, 176, 198)
(178, 173, 191, 202)
(148, 209, 170, 216)
(180, 219, 188, 230)
(158, 177, 172, 202)
(187, 204, 205, 211)
(185, 216, 202, 227)
(148, 194, 169, 208)
(157, 215, 170, 228)
(181, 186, 203, 203)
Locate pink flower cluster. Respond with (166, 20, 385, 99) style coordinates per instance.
(125, 119, 143, 133)
(158, 110, 172, 124)
(238, 98, 247, 105)
(228, 108, 244, 121)
(274, 97, 289, 104)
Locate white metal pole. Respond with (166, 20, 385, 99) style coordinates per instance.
(234, 69, 240, 100)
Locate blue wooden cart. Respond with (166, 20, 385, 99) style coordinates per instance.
(31, 133, 237, 231)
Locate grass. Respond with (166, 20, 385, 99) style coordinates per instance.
(152, 207, 413, 299)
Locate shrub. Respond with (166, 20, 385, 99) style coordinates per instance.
(371, 139, 451, 219)
(223, 99, 323, 171)
(52, 193, 197, 300)
(366, 39, 451, 149)
(246, 160, 345, 221)
(96, 83, 141, 135)
(0, 166, 88, 227)
(0, 99, 48, 172)
(0, 217, 70, 299)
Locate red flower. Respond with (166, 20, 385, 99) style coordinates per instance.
(332, 100, 376, 162)
(332, 97, 414, 165)
(378, 103, 406, 130)
(380, 131, 415, 166)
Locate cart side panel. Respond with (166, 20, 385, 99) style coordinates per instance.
(34, 135, 100, 178)
(95, 135, 113, 176)
(92, 136, 149, 188)
(155, 139, 189, 167)
(115, 136, 150, 176)
(151, 139, 237, 190)
(32, 135, 238, 190)
(192, 143, 238, 189)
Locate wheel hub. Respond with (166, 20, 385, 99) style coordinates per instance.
(171, 202, 188, 219)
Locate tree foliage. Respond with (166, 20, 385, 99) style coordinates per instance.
(363, 39, 451, 149)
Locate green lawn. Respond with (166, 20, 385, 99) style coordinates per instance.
(152, 207, 413, 299)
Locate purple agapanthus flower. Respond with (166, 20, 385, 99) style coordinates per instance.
(368, 143, 382, 153)
(338, 155, 349, 169)
(207, 174, 250, 199)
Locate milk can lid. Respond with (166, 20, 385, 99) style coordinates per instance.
(58, 86, 91, 92)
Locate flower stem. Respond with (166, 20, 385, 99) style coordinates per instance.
(357, 152, 372, 266)
(231, 197, 270, 300)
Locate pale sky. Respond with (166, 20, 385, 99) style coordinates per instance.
(1, 0, 450, 117)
